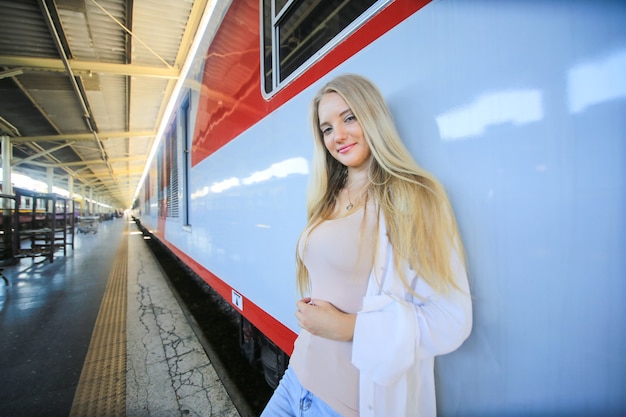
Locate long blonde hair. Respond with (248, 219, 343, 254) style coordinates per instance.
(297, 74, 465, 296)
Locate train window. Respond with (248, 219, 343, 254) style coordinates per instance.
(165, 120, 180, 219)
(262, 0, 385, 96)
(156, 117, 181, 219)
(144, 175, 151, 216)
(181, 97, 191, 227)
(157, 143, 165, 217)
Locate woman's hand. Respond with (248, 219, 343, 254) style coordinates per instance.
(295, 297, 356, 342)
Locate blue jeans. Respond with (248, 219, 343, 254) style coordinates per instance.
(260, 367, 344, 417)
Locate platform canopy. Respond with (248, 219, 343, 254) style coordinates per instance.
(0, 0, 213, 208)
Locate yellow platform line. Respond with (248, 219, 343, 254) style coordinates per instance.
(70, 232, 128, 417)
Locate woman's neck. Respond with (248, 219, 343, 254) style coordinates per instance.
(345, 162, 371, 191)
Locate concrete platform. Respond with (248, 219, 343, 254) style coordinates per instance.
(0, 217, 241, 417)
(125, 224, 239, 417)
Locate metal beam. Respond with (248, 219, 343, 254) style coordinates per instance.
(84, 176, 141, 186)
(78, 156, 147, 166)
(80, 170, 143, 180)
(12, 142, 73, 166)
(0, 68, 24, 80)
(0, 56, 179, 78)
(11, 130, 155, 143)
(11, 154, 146, 168)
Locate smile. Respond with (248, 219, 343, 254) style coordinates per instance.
(337, 143, 355, 154)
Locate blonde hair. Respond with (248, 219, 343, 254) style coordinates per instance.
(296, 74, 466, 296)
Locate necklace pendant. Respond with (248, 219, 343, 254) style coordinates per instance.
(346, 203, 354, 210)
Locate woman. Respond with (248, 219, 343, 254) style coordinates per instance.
(261, 74, 472, 417)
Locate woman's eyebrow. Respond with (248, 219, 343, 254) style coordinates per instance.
(319, 108, 353, 126)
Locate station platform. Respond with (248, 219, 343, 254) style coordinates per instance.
(0, 217, 242, 417)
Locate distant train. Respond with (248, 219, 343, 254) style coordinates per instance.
(133, 1, 626, 415)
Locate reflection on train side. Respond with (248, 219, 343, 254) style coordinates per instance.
(568, 50, 626, 114)
(436, 89, 543, 141)
(190, 157, 309, 199)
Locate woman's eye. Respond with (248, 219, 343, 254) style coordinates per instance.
(345, 114, 356, 123)
(321, 126, 332, 136)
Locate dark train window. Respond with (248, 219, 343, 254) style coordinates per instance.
(144, 174, 151, 216)
(164, 118, 179, 219)
(262, 0, 384, 96)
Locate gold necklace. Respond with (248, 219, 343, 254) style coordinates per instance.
(346, 190, 354, 210)
(343, 169, 368, 210)
(345, 185, 367, 210)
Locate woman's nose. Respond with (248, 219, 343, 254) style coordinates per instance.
(334, 125, 347, 141)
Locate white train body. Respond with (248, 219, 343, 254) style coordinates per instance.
(135, 0, 626, 415)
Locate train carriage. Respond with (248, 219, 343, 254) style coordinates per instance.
(134, 1, 626, 415)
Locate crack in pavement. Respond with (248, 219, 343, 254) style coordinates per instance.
(126, 233, 239, 417)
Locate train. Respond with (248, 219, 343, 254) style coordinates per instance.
(133, 1, 626, 415)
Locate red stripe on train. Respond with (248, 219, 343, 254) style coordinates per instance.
(160, 238, 298, 355)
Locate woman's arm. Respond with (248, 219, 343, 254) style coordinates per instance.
(352, 247, 472, 383)
(406, 248, 472, 358)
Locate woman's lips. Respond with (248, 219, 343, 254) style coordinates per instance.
(337, 143, 355, 154)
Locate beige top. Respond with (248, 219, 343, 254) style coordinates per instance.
(290, 204, 378, 417)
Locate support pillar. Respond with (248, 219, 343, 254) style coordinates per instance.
(81, 185, 86, 215)
(1, 136, 14, 261)
(2, 135, 12, 197)
(47, 167, 54, 194)
(68, 175, 74, 215)
(68, 176, 74, 199)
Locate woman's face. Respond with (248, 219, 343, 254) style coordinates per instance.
(318, 92, 371, 170)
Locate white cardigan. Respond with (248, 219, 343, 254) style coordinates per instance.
(352, 215, 472, 417)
